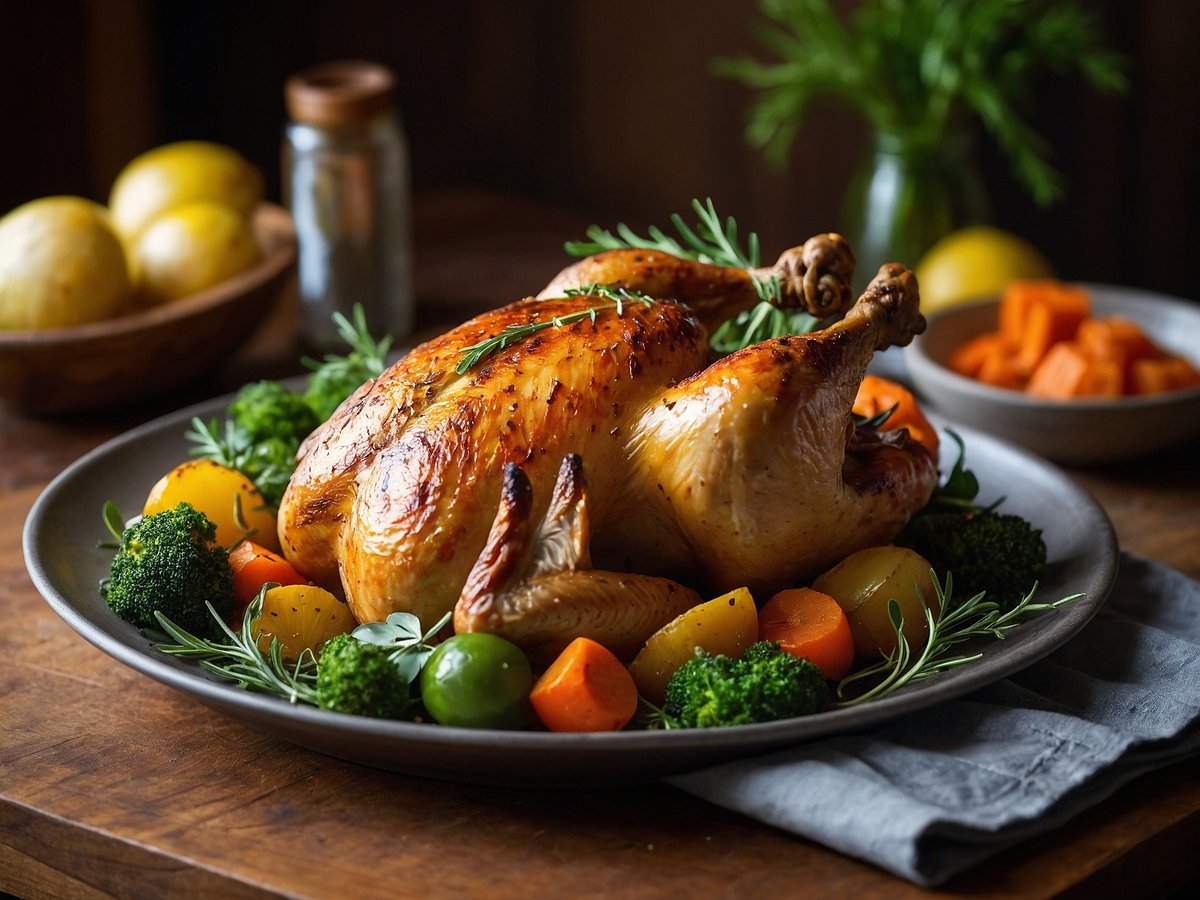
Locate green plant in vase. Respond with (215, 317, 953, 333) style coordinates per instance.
(715, 0, 1127, 283)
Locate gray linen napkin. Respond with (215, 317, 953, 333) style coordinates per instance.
(667, 553, 1200, 886)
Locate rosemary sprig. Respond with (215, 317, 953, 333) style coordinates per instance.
(152, 592, 450, 703)
(456, 286, 655, 374)
(153, 592, 319, 705)
(834, 573, 1083, 705)
(566, 197, 761, 270)
(709, 302, 829, 354)
(565, 197, 830, 353)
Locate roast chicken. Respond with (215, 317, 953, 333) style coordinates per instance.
(278, 236, 938, 659)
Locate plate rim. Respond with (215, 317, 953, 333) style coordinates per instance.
(22, 394, 1119, 783)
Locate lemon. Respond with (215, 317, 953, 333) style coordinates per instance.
(109, 140, 264, 240)
(915, 226, 1054, 315)
(0, 196, 134, 330)
(132, 202, 263, 305)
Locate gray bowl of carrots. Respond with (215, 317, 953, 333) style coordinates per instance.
(905, 281, 1200, 464)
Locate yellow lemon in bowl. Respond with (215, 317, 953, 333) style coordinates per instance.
(109, 140, 264, 241)
(915, 226, 1054, 315)
(131, 201, 264, 305)
(0, 196, 134, 330)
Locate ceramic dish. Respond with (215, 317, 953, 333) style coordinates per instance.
(0, 203, 296, 415)
(23, 397, 1117, 786)
(906, 283, 1200, 464)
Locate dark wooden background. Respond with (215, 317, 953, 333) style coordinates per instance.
(2, 0, 1196, 300)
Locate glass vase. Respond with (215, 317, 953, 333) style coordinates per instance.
(840, 129, 992, 292)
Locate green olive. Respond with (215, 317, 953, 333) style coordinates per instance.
(420, 633, 533, 729)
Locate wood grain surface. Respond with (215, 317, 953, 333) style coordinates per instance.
(3, 191, 1199, 899)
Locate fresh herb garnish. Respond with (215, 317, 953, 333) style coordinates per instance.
(566, 197, 829, 353)
(835, 574, 1082, 705)
(925, 428, 985, 512)
(186, 303, 390, 506)
(456, 286, 656, 374)
(154, 593, 319, 704)
(710, 301, 829, 354)
(152, 591, 448, 705)
(714, 0, 1127, 206)
(350, 610, 451, 683)
(301, 306, 392, 421)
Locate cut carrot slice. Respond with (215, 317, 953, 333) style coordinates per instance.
(758, 587, 855, 681)
(853, 374, 939, 458)
(229, 540, 308, 609)
(530, 637, 639, 733)
(949, 332, 1005, 378)
(1026, 341, 1092, 399)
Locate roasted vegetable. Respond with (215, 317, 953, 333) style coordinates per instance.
(104, 501, 234, 638)
(662, 640, 826, 728)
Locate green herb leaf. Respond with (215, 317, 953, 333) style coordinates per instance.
(566, 198, 790, 349)
(456, 291, 656, 375)
(835, 572, 1083, 705)
(153, 590, 320, 706)
(717, 0, 1127, 206)
(709, 301, 830, 354)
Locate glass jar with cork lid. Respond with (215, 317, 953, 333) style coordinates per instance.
(283, 60, 413, 350)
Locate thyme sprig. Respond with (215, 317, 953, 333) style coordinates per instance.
(835, 574, 1083, 706)
(456, 286, 655, 374)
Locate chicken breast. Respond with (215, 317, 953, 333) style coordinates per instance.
(278, 239, 937, 651)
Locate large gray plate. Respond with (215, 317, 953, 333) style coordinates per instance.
(24, 398, 1117, 786)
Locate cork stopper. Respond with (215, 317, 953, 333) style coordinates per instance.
(285, 60, 396, 128)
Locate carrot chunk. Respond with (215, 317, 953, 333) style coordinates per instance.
(228, 539, 308, 609)
(1026, 341, 1092, 399)
(949, 332, 1005, 378)
(976, 339, 1024, 390)
(530, 637, 639, 732)
(950, 281, 1198, 399)
(1009, 283, 1091, 376)
(758, 588, 855, 681)
(1132, 357, 1200, 394)
(853, 374, 939, 458)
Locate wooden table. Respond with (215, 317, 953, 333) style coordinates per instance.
(3, 191, 1199, 899)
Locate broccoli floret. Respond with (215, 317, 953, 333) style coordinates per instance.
(663, 640, 827, 728)
(894, 510, 1046, 609)
(302, 306, 391, 421)
(316, 633, 412, 718)
(105, 502, 234, 638)
(227, 380, 321, 506)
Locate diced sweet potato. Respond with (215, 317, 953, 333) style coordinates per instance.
(1006, 283, 1091, 377)
(949, 332, 1005, 378)
(1132, 356, 1200, 394)
(949, 280, 1199, 400)
(1026, 341, 1092, 399)
(977, 340, 1024, 389)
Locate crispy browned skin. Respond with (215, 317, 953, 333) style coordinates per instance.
(538, 233, 856, 330)
(454, 453, 702, 663)
(278, 243, 936, 635)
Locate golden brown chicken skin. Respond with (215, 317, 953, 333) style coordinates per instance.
(278, 242, 936, 647)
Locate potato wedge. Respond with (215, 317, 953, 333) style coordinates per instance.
(628, 587, 758, 705)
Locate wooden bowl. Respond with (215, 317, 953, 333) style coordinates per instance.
(905, 284, 1200, 463)
(0, 203, 296, 415)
